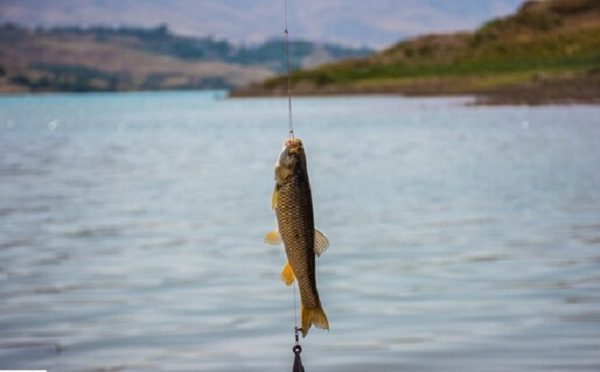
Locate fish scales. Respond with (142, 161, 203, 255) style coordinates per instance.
(277, 172, 320, 310)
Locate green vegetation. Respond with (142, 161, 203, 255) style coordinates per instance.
(234, 0, 600, 103)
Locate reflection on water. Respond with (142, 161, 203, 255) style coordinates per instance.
(1, 92, 599, 371)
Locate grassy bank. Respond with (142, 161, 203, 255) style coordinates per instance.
(232, 0, 600, 104)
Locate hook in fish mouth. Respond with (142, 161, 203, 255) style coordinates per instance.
(284, 138, 303, 154)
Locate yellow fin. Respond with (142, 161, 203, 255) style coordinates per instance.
(301, 304, 329, 337)
(280, 261, 295, 286)
(314, 229, 330, 257)
(272, 186, 279, 210)
(264, 229, 282, 245)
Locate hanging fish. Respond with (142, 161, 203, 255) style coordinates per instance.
(265, 138, 330, 337)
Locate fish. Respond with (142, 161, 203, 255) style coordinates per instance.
(265, 138, 330, 337)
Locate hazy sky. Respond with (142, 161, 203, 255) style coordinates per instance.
(0, 0, 525, 48)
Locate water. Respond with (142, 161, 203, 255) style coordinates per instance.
(1, 91, 599, 371)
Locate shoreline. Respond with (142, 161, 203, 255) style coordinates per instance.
(230, 73, 600, 106)
(2, 75, 598, 106)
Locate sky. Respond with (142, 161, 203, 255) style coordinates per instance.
(0, 0, 525, 48)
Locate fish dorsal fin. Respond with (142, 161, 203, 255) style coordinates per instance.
(314, 229, 329, 256)
(264, 229, 282, 245)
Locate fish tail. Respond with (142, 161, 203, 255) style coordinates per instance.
(301, 304, 329, 337)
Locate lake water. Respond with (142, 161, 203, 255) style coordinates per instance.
(1, 91, 599, 371)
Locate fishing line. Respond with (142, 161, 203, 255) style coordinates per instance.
(284, 0, 299, 333)
(284, 0, 300, 344)
(292, 283, 304, 372)
(283, 1, 304, 370)
(293, 281, 298, 331)
(284, 0, 295, 139)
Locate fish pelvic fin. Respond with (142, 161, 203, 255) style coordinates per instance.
(264, 229, 282, 245)
(280, 261, 295, 286)
(314, 229, 329, 257)
(301, 304, 329, 337)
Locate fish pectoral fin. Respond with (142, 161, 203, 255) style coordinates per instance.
(301, 304, 329, 337)
(264, 229, 282, 245)
(280, 261, 295, 286)
(314, 229, 330, 257)
(271, 185, 280, 210)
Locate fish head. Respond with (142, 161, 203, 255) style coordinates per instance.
(275, 138, 306, 182)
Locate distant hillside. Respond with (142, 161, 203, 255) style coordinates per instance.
(0, 0, 525, 50)
(233, 0, 600, 104)
(0, 24, 372, 93)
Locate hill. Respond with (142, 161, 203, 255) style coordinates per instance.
(0, 24, 372, 93)
(232, 0, 600, 104)
(0, 0, 525, 50)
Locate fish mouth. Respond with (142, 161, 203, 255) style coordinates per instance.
(284, 138, 303, 153)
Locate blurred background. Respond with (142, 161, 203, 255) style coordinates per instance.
(1, 1, 599, 371)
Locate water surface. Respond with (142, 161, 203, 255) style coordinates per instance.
(1, 91, 599, 371)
